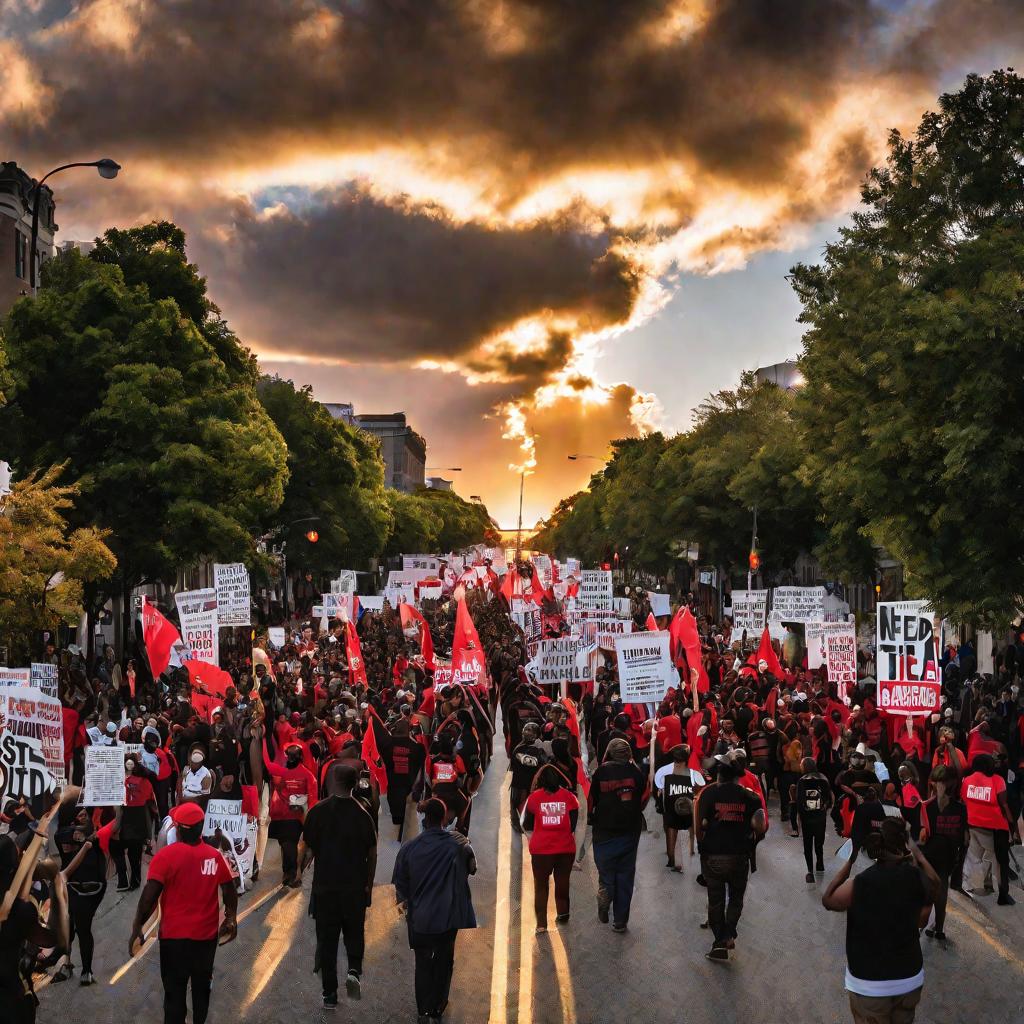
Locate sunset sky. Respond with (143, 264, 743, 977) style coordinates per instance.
(3, 0, 1022, 524)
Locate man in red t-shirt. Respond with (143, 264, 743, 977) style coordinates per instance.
(128, 803, 237, 1024)
(961, 754, 1019, 904)
(265, 738, 319, 886)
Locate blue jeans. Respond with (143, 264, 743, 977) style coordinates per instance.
(593, 833, 640, 926)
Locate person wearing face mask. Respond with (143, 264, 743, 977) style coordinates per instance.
(179, 744, 213, 806)
(111, 754, 158, 892)
(141, 729, 176, 831)
(263, 736, 319, 887)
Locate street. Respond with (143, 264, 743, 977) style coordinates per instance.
(37, 723, 1024, 1024)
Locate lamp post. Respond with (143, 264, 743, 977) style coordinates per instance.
(263, 516, 319, 623)
(28, 159, 121, 290)
(515, 471, 526, 559)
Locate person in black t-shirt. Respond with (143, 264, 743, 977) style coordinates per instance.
(791, 757, 833, 882)
(588, 738, 648, 932)
(509, 723, 549, 834)
(823, 818, 939, 1024)
(299, 763, 378, 1008)
(919, 765, 967, 944)
(696, 750, 767, 961)
(850, 786, 887, 859)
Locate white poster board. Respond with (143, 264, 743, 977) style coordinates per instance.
(0, 685, 65, 787)
(648, 591, 671, 618)
(203, 798, 246, 840)
(526, 638, 596, 686)
(267, 627, 286, 648)
(213, 563, 251, 626)
(0, 733, 55, 804)
(83, 745, 126, 806)
(579, 570, 613, 612)
(403, 555, 440, 573)
(806, 620, 858, 687)
(615, 632, 675, 704)
(175, 589, 219, 666)
(30, 663, 59, 698)
(770, 586, 826, 623)
(358, 595, 385, 612)
(876, 600, 941, 714)
(731, 590, 768, 633)
(330, 570, 358, 595)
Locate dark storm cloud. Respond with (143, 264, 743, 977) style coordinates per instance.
(196, 187, 640, 368)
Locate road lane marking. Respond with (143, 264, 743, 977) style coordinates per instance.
(488, 781, 512, 1024)
(517, 837, 533, 1024)
(548, 915, 577, 1024)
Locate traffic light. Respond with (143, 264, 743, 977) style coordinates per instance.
(748, 549, 760, 572)
(305, 529, 319, 543)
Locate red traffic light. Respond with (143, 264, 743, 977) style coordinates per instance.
(305, 529, 319, 543)
(748, 550, 760, 572)
(601, 562, 611, 571)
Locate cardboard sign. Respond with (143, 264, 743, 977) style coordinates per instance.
(876, 600, 940, 714)
(419, 583, 444, 602)
(403, 555, 440, 573)
(213, 563, 251, 626)
(771, 586, 826, 623)
(806, 620, 858, 686)
(30, 663, 58, 698)
(358, 595, 384, 612)
(330, 570, 358, 595)
(579, 570, 613, 612)
(267, 627, 286, 648)
(648, 591, 671, 618)
(0, 667, 30, 688)
(175, 589, 219, 665)
(615, 632, 675, 704)
(83, 745, 126, 806)
(0, 732, 55, 804)
(321, 592, 358, 620)
(0, 685, 65, 787)
(511, 608, 542, 643)
(203, 798, 246, 840)
(731, 590, 768, 633)
(526, 638, 596, 686)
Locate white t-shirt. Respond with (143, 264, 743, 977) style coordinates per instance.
(181, 765, 212, 798)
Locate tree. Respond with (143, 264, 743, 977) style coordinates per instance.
(0, 237, 289, 603)
(791, 70, 1024, 624)
(0, 466, 116, 664)
(384, 490, 443, 557)
(410, 487, 498, 552)
(257, 376, 392, 570)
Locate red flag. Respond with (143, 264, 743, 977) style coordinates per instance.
(677, 607, 709, 693)
(361, 716, 388, 794)
(94, 819, 116, 856)
(500, 569, 518, 603)
(529, 564, 546, 606)
(400, 602, 435, 669)
(346, 620, 368, 687)
(645, 612, 659, 632)
(141, 596, 181, 679)
(562, 698, 590, 799)
(451, 598, 487, 684)
(747, 628, 784, 679)
(565, 578, 579, 598)
(184, 660, 233, 722)
(668, 606, 687, 668)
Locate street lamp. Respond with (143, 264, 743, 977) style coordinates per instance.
(29, 159, 121, 290)
(567, 454, 603, 462)
(426, 466, 462, 472)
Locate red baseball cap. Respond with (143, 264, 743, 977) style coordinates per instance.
(171, 803, 205, 827)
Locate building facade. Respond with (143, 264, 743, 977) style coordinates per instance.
(354, 412, 427, 493)
(425, 476, 453, 491)
(0, 161, 55, 314)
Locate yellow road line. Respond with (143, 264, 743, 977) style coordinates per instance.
(488, 782, 512, 1024)
(948, 904, 1024, 970)
(548, 915, 577, 1024)
(517, 838, 533, 1024)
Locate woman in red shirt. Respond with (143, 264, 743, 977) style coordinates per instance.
(263, 738, 318, 887)
(961, 753, 1018, 904)
(522, 765, 579, 933)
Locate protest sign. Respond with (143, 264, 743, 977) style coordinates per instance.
(203, 798, 246, 840)
(526, 638, 596, 686)
(582, 618, 634, 646)
(30, 663, 58, 698)
(267, 627, 286, 648)
(564, 558, 581, 576)
(876, 600, 941, 714)
(648, 591, 671, 618)
(0, 685, 65, 787)
(358, 595, 384, 612)
(612, 597, 632, 619)
(419, 583, 444, 602)
(213, 563, 251, 626)
(83, 745, 126, 806)
(0, 733, 55, 804)
(321, 592, 358, 621)
(388, 569, 432, 588)
(806, 620, 858, 691)
(770, 586, 826, 623)
(403, 555, 440, 573)
(175, 588, 219, 666)
(0, 667, 30, 688)
(615, 632, 675, 704)
(532, 554, 553, 590)
(330, 570, 358, 595)
(384, 583, 416, 606)
(511, 607, 542, 643)
(579, 570, 613, 612)
(731, 590, 768, 633)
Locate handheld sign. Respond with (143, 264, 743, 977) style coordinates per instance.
(876, 600, 941, 715)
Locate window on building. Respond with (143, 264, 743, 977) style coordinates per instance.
(14, 229, 26, 279)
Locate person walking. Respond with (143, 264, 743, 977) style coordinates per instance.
(961, 753, 1019, 905)
(822, 818, 939, 1024)
(919, 765, 967, 944)
(653, 744, 702, 872)
(695, 749, 767, 961)
(128, 803, 237, 1024)
(588, 738, 648, 933)
(265, 739, 319, 887)
(298, 763, 378, 1009)
(791, 756, 833, 883)
(522, 764, 579, 932)
(392, 798, 477, 1024)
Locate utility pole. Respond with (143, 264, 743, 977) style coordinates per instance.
(747, 504, 758, 590)
(515, 471, 525, 559)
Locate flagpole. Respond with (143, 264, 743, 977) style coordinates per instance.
(516, 470, 525, 559)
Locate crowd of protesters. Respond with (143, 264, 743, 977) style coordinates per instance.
(2, 564, 1024, 1024)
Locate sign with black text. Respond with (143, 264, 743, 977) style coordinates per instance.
(615, 632, 675, 704)
(876, 600, 940, 714)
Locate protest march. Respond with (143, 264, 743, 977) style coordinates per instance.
(0, 548, 1019, 1024)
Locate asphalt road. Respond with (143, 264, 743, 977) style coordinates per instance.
(36, 721, 1024, 1024)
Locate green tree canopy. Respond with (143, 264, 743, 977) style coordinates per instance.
(384, 490, 443, 557)
(0, 234, 288, 592)
(257, 376, 392, 570)
(791, 69, 1024, 624)
(412, 487, 498, 552)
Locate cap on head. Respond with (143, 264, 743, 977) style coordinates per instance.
(171, 803, 205, 827)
